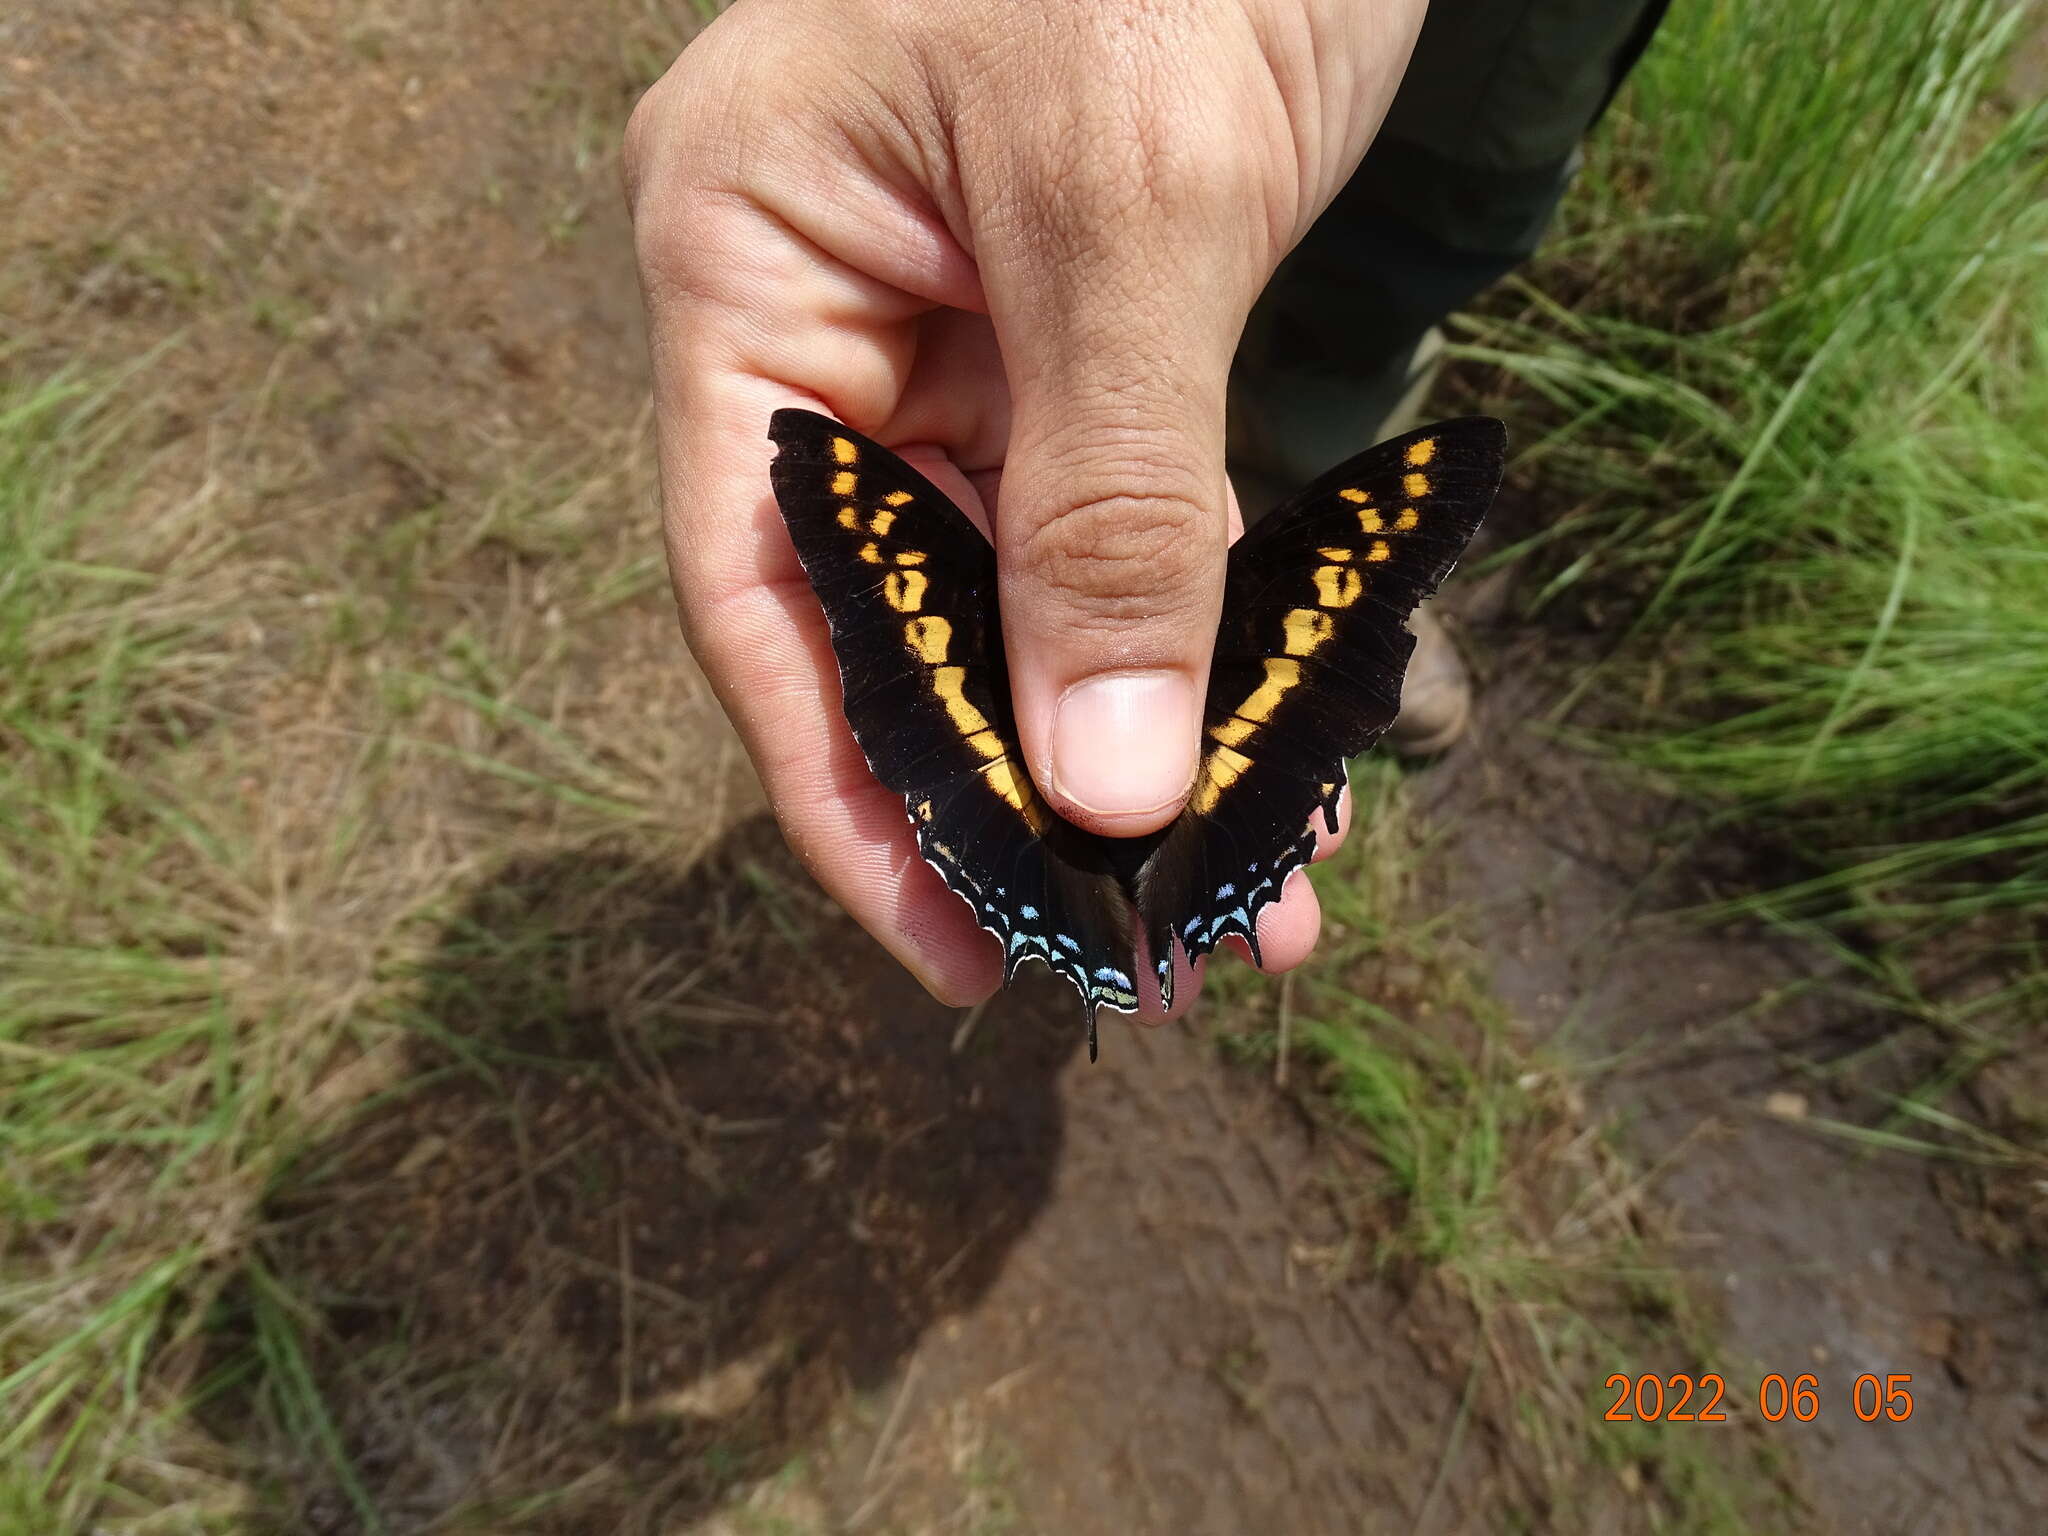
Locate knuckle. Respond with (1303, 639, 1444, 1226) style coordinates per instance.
(621, 91, 662, 210)
(630, 202, 701, 306)
(620, 72, 687, 206)
(620, 89, 699, 268)
(631, 181, 749, 313)
(1014, 465, 1216, 630)
(998, 19, 1260, 245)
(1037, 110, 1249, 245)
(1129, 109, 1261, 220)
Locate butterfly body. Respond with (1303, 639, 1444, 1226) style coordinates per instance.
(768, 408, 1506, 1057)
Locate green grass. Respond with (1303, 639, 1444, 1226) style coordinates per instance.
(0, 369, 262, 1528)
(1465, 0, 2048, 1034)
(0, 365, 678, 1529)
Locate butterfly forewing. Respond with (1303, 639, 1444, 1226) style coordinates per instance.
(767, 410, 1141, 1048)
(1131, 418, 1508, 1000)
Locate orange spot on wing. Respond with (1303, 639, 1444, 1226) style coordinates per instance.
(885, 570, 927, 611)
(1283, 609, 1334, 655)
(904, 616, 952, 663)
(1313, 565, 1363, 608)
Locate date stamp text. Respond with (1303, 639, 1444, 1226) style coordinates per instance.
(1602, 1373, 1916, 1424)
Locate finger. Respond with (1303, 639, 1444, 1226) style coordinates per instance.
(1131, 934, 1206, 1026)
(970, 53, 1271, 838)
(1310, 783, 1354, 864)
(1221, 866, 1322, 974)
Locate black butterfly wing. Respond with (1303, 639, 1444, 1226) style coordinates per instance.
(1130, 417, 1508, 1003)
(766, 410, 1141, 1052)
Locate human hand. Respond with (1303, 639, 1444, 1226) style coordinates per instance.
(624, 0, 1427, 1016)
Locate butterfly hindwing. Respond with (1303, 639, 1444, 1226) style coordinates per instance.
(767, 410, 1140, 1049)
(1131, 418, 1509, 1001)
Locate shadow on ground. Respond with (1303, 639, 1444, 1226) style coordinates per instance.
(207, 815, 1074, 1534)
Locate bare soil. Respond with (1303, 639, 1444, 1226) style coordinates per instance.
(1434, 650, 2048, 1532)
(6, 3, 2046, 1532)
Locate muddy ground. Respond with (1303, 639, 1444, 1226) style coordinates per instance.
(5, 2, 2044, 1531)
(1435, 656, 2048, 1533)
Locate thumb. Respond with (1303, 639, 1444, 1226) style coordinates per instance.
(980, 111, 1267, 836)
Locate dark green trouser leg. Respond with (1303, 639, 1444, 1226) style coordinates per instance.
(1231, 0, 1671, 494)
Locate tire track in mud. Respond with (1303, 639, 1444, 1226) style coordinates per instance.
(807, 1007, 1517, 1536)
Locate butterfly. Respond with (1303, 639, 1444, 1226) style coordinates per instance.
(768, 408, 1506, 1059)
